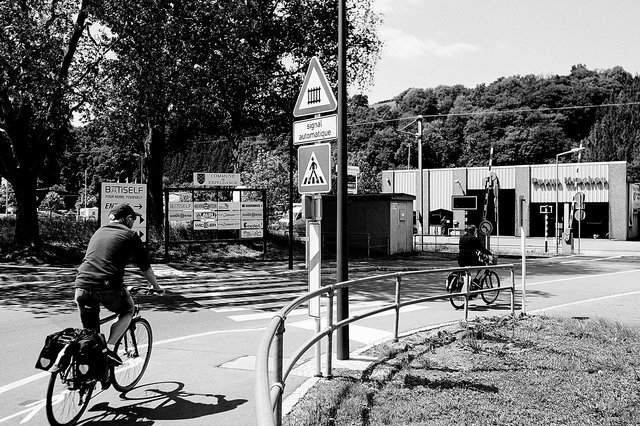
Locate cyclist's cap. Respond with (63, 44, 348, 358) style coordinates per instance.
(109, 203, 142, 220)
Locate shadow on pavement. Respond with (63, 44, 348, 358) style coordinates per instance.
(81, 381, 247, 424)
(0, 279, 205, 316)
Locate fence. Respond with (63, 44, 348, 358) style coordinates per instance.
(322, 232, 390, 257)
(255, 263, 516, 426)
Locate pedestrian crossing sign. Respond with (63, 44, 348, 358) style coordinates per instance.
(298, 143, 331, 194)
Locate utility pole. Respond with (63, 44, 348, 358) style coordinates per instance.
(336, 0, 349, 360)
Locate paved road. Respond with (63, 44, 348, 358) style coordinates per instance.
(1, 244, 639, 425)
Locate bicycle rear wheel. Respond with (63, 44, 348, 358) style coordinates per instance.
(112, 317, 153, 392)
(447, 273, 466, 310)
(480, 270, 501, 304)
(46, 361, 94, 426)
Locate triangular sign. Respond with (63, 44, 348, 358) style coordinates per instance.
(293, 56, 337, 117)
(301, 152, 327, 186)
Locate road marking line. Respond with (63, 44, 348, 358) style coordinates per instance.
(559, 255, 623, 264)
(153, 327, 265, 346)
(526, 268, 640, 286)
(530, 290, 640, 313)
(0, 328, 264, 397)
(0, 372, 49, 396)
(227, 301, 416, 322)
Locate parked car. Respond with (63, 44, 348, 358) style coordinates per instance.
(278, 203, 305, 234)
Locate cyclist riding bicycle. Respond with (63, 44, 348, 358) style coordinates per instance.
(458, 225, 493, 284)
(74, 203, 163, 386)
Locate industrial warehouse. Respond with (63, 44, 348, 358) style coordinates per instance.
(381, 160, 639, 241)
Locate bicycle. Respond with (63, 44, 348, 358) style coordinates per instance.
(45, 286, 161, 426)
(446, 254, 500, 310)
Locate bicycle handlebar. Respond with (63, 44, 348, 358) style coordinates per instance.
(126, 286, 165, 296)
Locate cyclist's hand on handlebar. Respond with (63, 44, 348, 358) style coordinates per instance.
(149, 285, 165, 295)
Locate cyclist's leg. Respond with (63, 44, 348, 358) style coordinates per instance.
(99, 288, 134, 349)
(75, 288, 100, 332)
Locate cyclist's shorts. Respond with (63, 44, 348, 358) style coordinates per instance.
(75, 287, 134, 331)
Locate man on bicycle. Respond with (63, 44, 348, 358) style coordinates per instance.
(458, 225, 493, 283)
(74, 203, 163, 368)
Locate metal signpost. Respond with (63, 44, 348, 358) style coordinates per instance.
(293, 55, 338, 368)
(540, 205, 553, 252)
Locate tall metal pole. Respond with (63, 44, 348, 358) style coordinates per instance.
(417, 116, 423, 233)
(288, 136, 294, 269)
(555, 155, 559, 255)
(336, 0, 349, 360)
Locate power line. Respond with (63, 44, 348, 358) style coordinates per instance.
(349, 101, 640, 128)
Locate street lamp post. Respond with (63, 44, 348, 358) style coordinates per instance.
(555, 147, 586, 254)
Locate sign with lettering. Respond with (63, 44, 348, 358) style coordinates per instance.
(100, 183, 147, 242)
(193, 173, 241, 186)
(293, 114, 337, 145)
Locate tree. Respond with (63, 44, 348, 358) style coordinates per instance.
(0, 0, 99, 249)
(40, 191, 65, 215)
(90, 0, 383, 236)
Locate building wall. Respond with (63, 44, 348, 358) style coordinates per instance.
(514, 166, 531, 237)
(382, 161, 629, 240)
(609, 162, 628, 240)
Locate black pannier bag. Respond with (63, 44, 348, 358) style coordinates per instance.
(35, 327, 79, 371)
(75, 329, 108, 380)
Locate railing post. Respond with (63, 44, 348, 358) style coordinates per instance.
(274, 320, 285, 425)
(325, 287, 334, 378)
(510, 267, 515, 317)
(367, 234, 371, 258)
(464, 268, 470, 321)
(394, 275, 401, 341)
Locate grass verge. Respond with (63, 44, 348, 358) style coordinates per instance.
(284, 315, 640, 425)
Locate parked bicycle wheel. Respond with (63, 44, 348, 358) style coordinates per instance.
(46, 359, 94, 426)
(480, 270, 501, 304)
(112, 317, 153, 392)
(447, 273, 466, 310)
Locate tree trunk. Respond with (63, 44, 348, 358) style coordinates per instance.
(12, 169, 40, 248)
(144, 122, 165, 239)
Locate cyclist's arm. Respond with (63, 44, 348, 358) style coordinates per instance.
(473, 237, 492, 256)
(142, 267, 164, 293)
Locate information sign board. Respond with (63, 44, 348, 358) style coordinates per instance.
(293, 114, 338, 145)
(193, 173, 241, 186)
(101, 183, 147, 241)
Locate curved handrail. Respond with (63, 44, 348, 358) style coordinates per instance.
(255, 263, 516, 426)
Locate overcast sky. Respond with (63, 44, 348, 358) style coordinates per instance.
(360, 0, 640, 103)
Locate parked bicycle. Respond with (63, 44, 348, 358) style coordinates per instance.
(45, 286, 161, 426)
(446, 253, 500, 309)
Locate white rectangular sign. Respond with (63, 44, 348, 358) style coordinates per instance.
(293, 114, 338, 145)
(193, 173, 241, 186)
(168, 210, 194, 221)
(193, 220, 217, 230)
(241, 229, 263, 239)
(241, 219, 263, 229)
(100, 183, 147, 242)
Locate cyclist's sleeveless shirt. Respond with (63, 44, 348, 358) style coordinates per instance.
(74, 223, 151, 290)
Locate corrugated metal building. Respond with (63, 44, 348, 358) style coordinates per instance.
(381, 161, 635, 240)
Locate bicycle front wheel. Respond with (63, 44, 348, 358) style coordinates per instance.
(46, 362, 94, 426)
(447, 273, 466, 310)
(480, 270, 501, 304)
(112, 317, 153, 392)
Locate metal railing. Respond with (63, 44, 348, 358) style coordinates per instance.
(255, 263, 516, 426)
